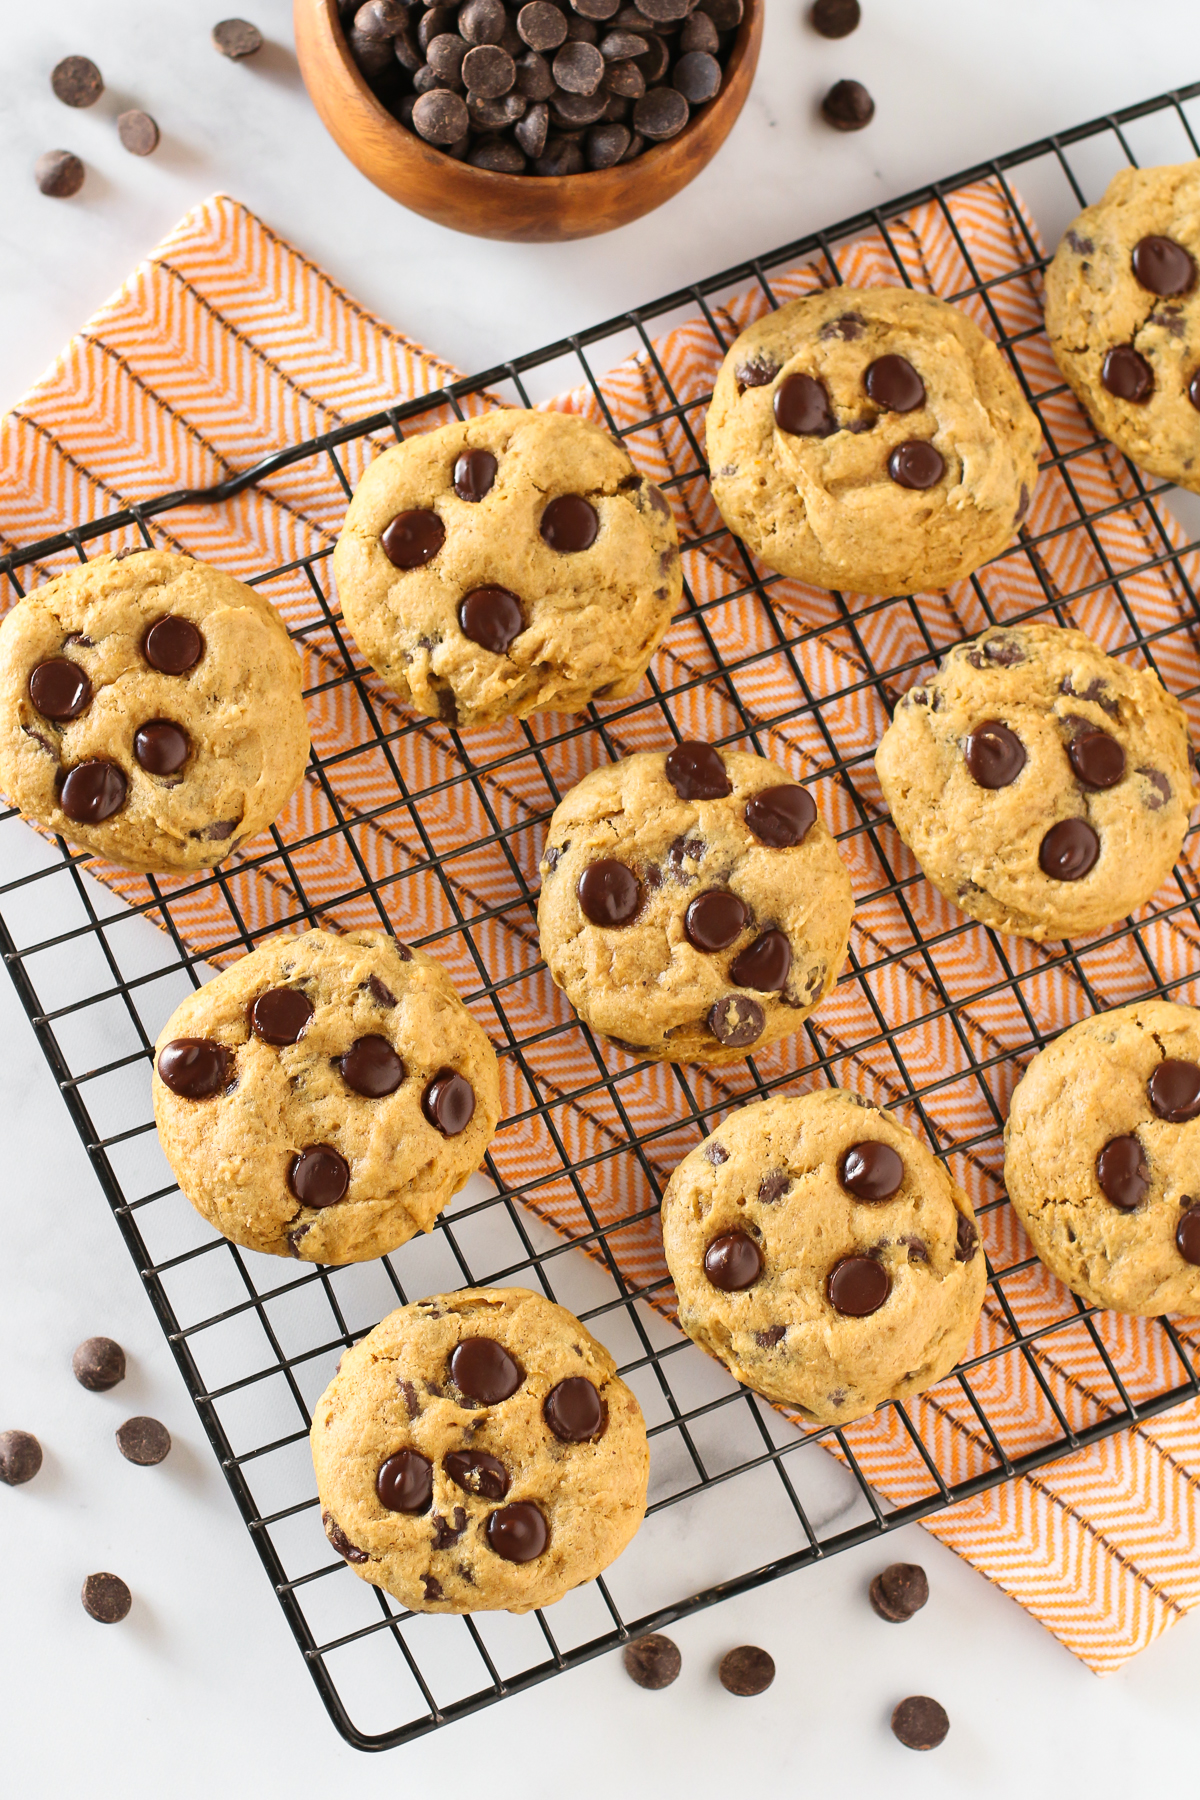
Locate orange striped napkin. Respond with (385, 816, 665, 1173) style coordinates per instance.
(3, 190, 1199, 1676)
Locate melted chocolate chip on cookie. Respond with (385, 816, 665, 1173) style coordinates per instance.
(249, 987, 314, 1044)
(773, 373, 834, 437)
(1176, 1203, 1200, 1266)
(744, 784, 816, 848)
(827, 1254, 890, 1316)
(864, 355, 925, 412)
(1039, 818, 1099, 881)
(143, 615, 203, 674)
(486, 1501, 548, 1563)
(60, 759, 127, 823)
(730, 929, 792, 992)
(544, 1377, 606, 1441)
(707, 995, 765, 1048)
(685, 890, 748, 952)
(1067, 724, 1126, 790)
(445, 1449, 510, 1500)
(540, 494, 599, 552)
(1148, 1059, 1200, 1122)
(289, 1144, 350, 1208)
(1131, 235, 1196, 297)
(665, 740, 732, 801)
(382, 509, 445, 569)
(578, 859, 642, 926)
(157, 1037, 230, 1098)
(29, 658, 92, 720)
(963, 720, 1026, 789)
(339, 1036, 406, 1097)
(453, 448, 498, 502)
(888, 441, 945, 489)
(422, 1069, 476, 1135)
(459, 586, 524, 653)
(450, 1338, 524, 1405)
(376, 1448, 433, 1513)
(1101, 345, 1154, 403)
(133, 721, 189, 776)
(839, 1141, 904, 1202)
(1096, 1135, 1150, 1209)
(704, 1231, 763, 1291)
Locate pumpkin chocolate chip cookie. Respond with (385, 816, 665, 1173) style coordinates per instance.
(310, 1287, 649, 1613)
(331, 408, 680, 728)
(660, 1089, 986, 1427)
(704, 287, 1041, 597)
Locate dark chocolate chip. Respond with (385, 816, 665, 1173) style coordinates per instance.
(864, 355, 925, 412)
(29, 657, 93, 721)
(60, 759, 127, 824)
(1067, 726, 1125, 790)
(578, 858, 642, 925)
(519, 1, 570, 48)
(288, 1144, 350, 1208)
(400, 1379, 422, 1419)
(459, 585, 524, 653)
(685, 889, 748, 952)
(431, 1506, 467, 1548)
(421, 1573, 444, 1602)
(730, 929, 792, 992)
(892, 1695, 949, 1751)
(758, 1171, 791, 1204)
(888, 441, 945, 489)
(811, 0, 859, 34)
(679, 9, 718, 50)
(1096, 1135, 1150, 1209)
(115, 1416, 171, 1465)
(453, 447, 498, 501)
(515, 98, 551, 154)
(463, 42, 516, 93)
(819, 311, 868, 341)
(249, 986, 314, 1045)
(1065, 229, 1094, 256)
(633, 84, 689, 138)
(143, 614, 204, 673)
(707, 995, 765, 1048)
(540, 493, 599, 551)
(586, 121, 631, 165)
(460, 0, 507, 41)
(0, 1430, 43, 1486)
(427, 31, 468, 79)
(963, 719, 1026, 789)
(1131, 235, 1196, 298)
(72, 1337, 126, 1391)
(324, 1510, 369, 1563)
(133, 720, 190, 776)
(213, 18, 264, 58)
(673, 49, 721, 102)
(634, 0, 692, 16)
(486, 1501, 548, 1562)
(773, 372, 834, 437)
(382, 506, 446, 566)
(601, 27, 650, 57)
(340, 1035, 405, 1097)
(755, 1324, 786, 1347)
(534, 133, 586, 173)
(704, 1230, 763, 1291)
(822, 78, 874, 130)
(1148, 1059, 1200, 1123)
(450, 1337, 524, 1404)
(665, 740, 731, 801)
(954, 1213, 977, 1262)
(744, 783, 816, 848)
(469, 134, 528, 172)
(974, 636, 1026, 669)
(81, 1573, 131, 1623)
(35, 150, 85, 197)
(902, 1234, 930, 1263)
(51, 56, 103, 107)
(735, 355, 780, 391)
(1138, 766, 1172, 809)
(869, 1561, 929, 1622)
(839, 1141, 904, 1202)
(1101, 345, 1154, 403)
(368, 973, 400, 1006)
(718, 1645, 775, 1696)
(554, 38, 605, 91)
(157, 1038, 230, 1099)
(422, 1068, 476, 1135)
(667, 833, 705, 874)
(544, 1376, 606, 1440)
(1038, 818, 1099, 881)
(827, 1255, 890, 1316)
(705, 1140, 729, 1164)
(1176, 1204, 1200, 1266)
(1190, 370, 1200, 413)
(549, 88, 609, 124)
(623, 1633, 681, 1688)
(117, 110, 160, 155)
(376, 1447, 434, 1512)
(445, 1448, 511, 1499)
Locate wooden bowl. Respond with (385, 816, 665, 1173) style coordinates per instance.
(293, 0, 763, 242)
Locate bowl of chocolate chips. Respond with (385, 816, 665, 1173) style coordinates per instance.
(294, 0, 762, 240)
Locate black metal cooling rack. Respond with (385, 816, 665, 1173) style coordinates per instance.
(3, 81, 1200, 1753)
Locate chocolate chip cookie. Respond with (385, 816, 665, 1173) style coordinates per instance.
(152, 928, 500, 1264)
(704, 287, 1041, 597)
(536, 744, 854, 1063)
(310, 1286, 649, 1613)
(0, 550, 309, 872)
(331, 408, 680, 728)
(875, 623, 1197, 941)
(660, 1089, 986, 1426)
(1005, 1000, 1200, 1314)
(1044, 162, 1200, 492)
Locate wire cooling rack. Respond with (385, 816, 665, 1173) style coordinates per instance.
(3, 82, 1200, 1752)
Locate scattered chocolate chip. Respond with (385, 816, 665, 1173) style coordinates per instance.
(963, 719, 1026, 790)
(888, 440, 945, 489)
(382, 506, 446, 566)
(453, 447, 498, 501)
(487, 1501, 548, 1561)
(450, 1338, 524, 1404)
(773, 372, 834, 437)
(463, 42, 516, 94)
(367, 973, 400, 1007)
(730, 929, 792, 993)
(718, 1645, 775, 1695)
(249, 986, 314, 1045)
(1138, 766, 1172, 809)
(340, 1035, 405, 1097)
(1067, 725, 1125, 790)
(459, 585, 524, 652)
(704, 1230, 763, 1291)
(544, 1376, 606, 1440)
(974, 636, 1026, 669)
(35, 151, 85, 197)
(324, 1510, 369, 1563)
(157, 1037, 229, 1099)
(811, 0, 859, 34)
(554, 38, 605, 91)
(143, 614, 204, 673)
(705, 1141, 729, 1164)
(1096, 1135, 1149, 1210)
(758, 1171, 791, 1204)
(624, 1633, 681, 1688)
(0, 1430, 43, 1486)
(1148, 1059, 1200, 1123)
(633, 84, 689, 138)
(745, 784, 816, 848)
(755, 1324, 786, 1347)
(1065, 229, 1094, 256)
(431, 1506, 467, 1548)
(72, 1337, 126, 1392)
(734, 356, 780, 393)
(864, 355, 925, 412)
(200, 818, 240, 842)
(1131, 235, 1196, 298)
(288, 1144, 350, 1208)
(708, 994, 764, 1048)
(1039, 818, 1099, 881)
(81, 1573, 131, 1623)
(117, 110, 160, 156)
(116, 1416, 171, 1466)
(828, 1255, 890, 1316)
(535, 133, 586, 172)
(839, 1141, 904, 1202)
(29, 658, 92, 721)
(635, 0, 692, 16)
(586, 120, 631, 165)
(1102, 345, 1154, 403)
(679, 10, 718, 50)
(891, 1695, 949, 1751)
(519, 1, 569, 48)
(421, 1573, 444, 1602)
(902, 1234, 930, 1263)
(665, 741, 732, 802)
(51, 56, 103, 107)
(60, 759, 127, 824)
(213, 18, 264, 58)
(870, 1561, 929, 1622)
(1176, 1203, 1200, 1266)
(1190, 370, 1200, 413)
(578, 858, 642, 926)
(445, 1449, 510, 1498)
(954, 1213, 977, 1262)
(540, 493, 598, 551)
(685, 889, 748, 952)
(422, 1068, 476, 1134)
(133, 720, 190, 776)
(822, 78, 874, 130)
(376, 1447, 434, 1512)
(672, 49, 720, 102)
(515, 99, 551, 153)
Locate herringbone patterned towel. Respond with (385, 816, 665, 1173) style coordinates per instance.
(3, 191, 1199, 1674)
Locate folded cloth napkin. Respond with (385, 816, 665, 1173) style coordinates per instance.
(3, 190, 1199, 1676)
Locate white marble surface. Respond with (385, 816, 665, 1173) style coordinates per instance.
(2, 1, 1200, 1793)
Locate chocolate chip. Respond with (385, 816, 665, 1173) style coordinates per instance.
(544, 1376, 606, 1440)
(117, 110, 160, 156)
(288, 1144, 350, 1208)
(1176, 1204, 1200, 1266)
(324, 1510, 369, 1562)
(586, 121, 631, 165)
(249, 986, 314, 1045)
(516, 47, 557, 97)
(679, 9, 718, 50)
(963, 719, 1026, 789)
(1067, 725, 1125, 790)
(819, 310, 868, 341)
(376, 1448, 434, 1512)
(864, 355, 925, 412)
(811, 0, 860, 34)
(775, 372, 834, 436)
(487, 1501, 548, 1562)
(756, 1324, 786, 1348)
(368, 973, 400, 1007)
(519, 1, 569, 47)
(828, 1255, 890, 1316)
(685, 889, 748, 952)
(463, 42, 516, 93)
(72, 1337, 126, 1391)
(718, 1645, 775, 1696)
(744, 784, 816, 848)
(869, 1561, 929, 1622)
(1190, 370, 1200, 413)
(157, 1038, 230, 1099)
(1102, 345, 1154, 403)
(382, 507, 447, 569)
(340, 1035, 405, 1097)
(35, 151, 85, 197)
(460, 0, 507, 40)
(459, 585, 524, 652)
(82, 1573, 131, 1623)
(115, 1416, 171, 1465)
(665, 741, 732, 802)
(51, 56, 103, 107)
(822, 78, 874, 129)
(1038, 818, 1099, 881)
(891, 1695, 949, 1751)
(133, 720, 190, 776)
(29, 658, 92, 721)
(758, 1171, 791, 1204)
(213, 18, 264, 57)
(413, 88, 472, 142)
(0, 1430, 43, 1486)
(1065, 229, 1094, 256)
(707, 995, 764, 1048)
(445, 1448, 510, 1499)
(705, 1140, 729, 1164)
(730, 929, 792, 992)
(554, 38, 605, 91)
(839, 1141, 904, 1202)
(578, 858, 642, 926)
(422, 1068, 476, 1134)
(954, 1213, 977, 1262)
(1132, 235, 1196, 298)
(549, 88, 609, 123)
(431, 1506, 467, 1548)
(1016, 482, 1031, 524)
(60, 759, 128, 824)
(1137, 766, 1172, 809)
(704, 1230, 763, 1291)
(1096, 1135, 1150, 1209)
(421, 1573, 444, 1602)
(602, 27, 649, 56)
(975, 636, 1025, 669)
(450, 1338, 524, 1404)
(888, 440, 945, 489)
(418, 7, 456, 52)
(633, 85, 689, 138)
(200, 818, 240, 842)
(143, 614, 204, 673)
(350, 20, 395, 73)
(516, 98, 551, 153)
(453, 447, 498, 502)
(1148, 1059, 1200, 1123)
(672, 49, 721, 101)
(540, 493, 599, 550)
(623, 1633, 681, 1688)
(427, 32, 468, 78)
(903, 1234, 930, 1263)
